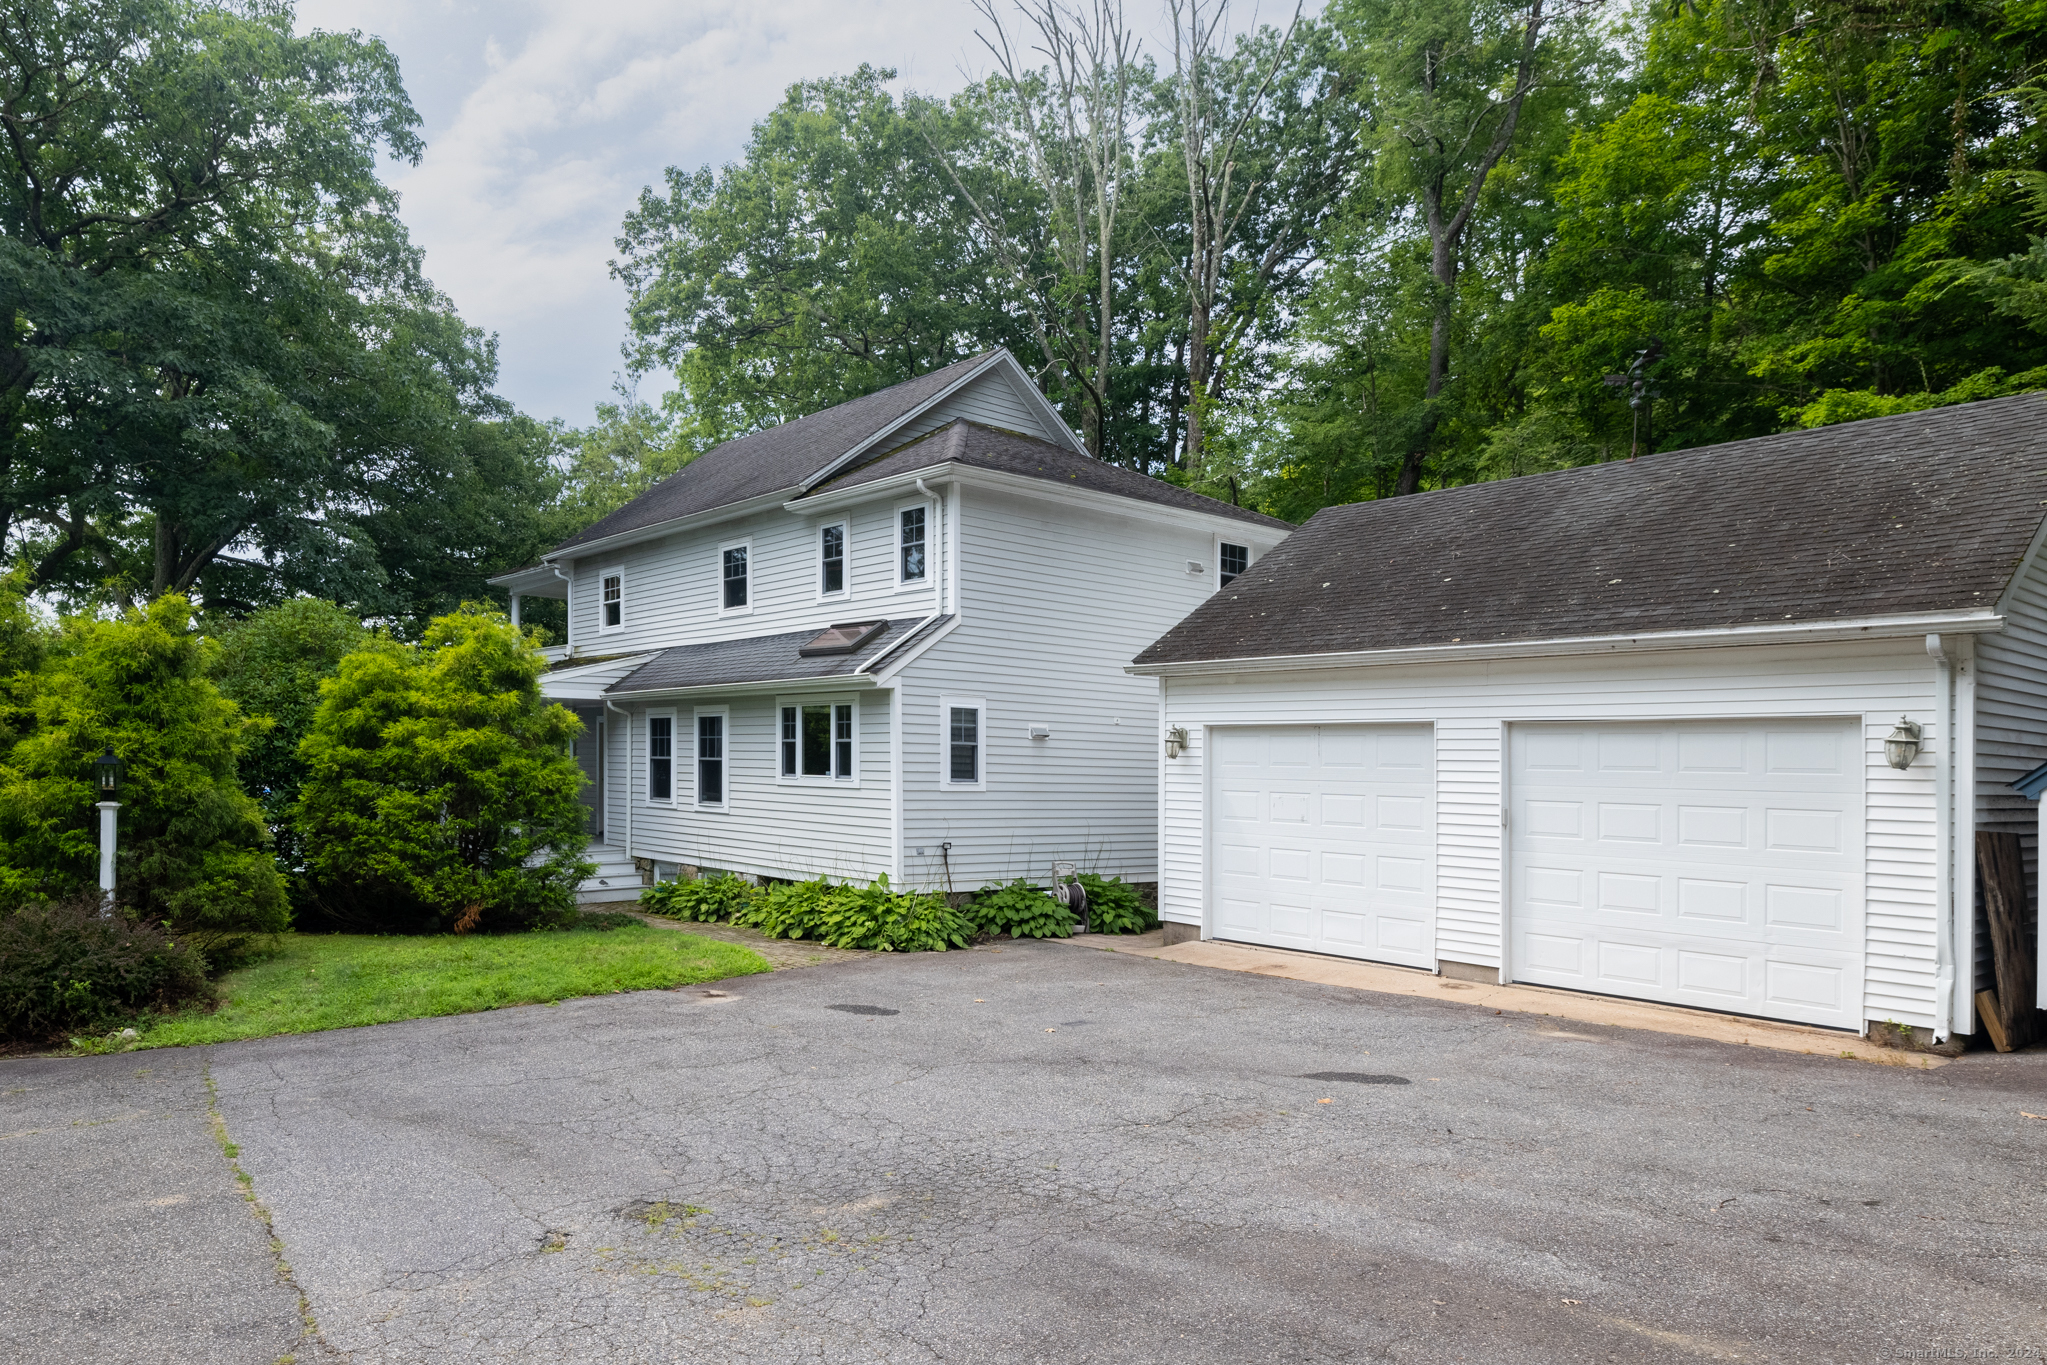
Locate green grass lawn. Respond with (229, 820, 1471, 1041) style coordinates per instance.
(130, 922, 771, 1049)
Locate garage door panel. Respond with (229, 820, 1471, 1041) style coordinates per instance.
(1211, 723, 1436, 969)
(1510, 719, 1863, 1030)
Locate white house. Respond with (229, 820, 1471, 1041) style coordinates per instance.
(492, 349, 1290, 900)
(1129, 395, 2047, 1042)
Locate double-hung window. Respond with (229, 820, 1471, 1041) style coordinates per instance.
(899, 506, 927, 584)
(721, 543, 749, 611)
(695, 711, 726, 807)
(941, 696, 984, 788)
(647, 713, 673, 802)
(779, 699, 855, 781)
(1219, 542, 1249, 586)
(600, 570, 624, 630)
(819, 523, 847, 597)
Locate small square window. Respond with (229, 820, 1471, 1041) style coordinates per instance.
(900, 507, 926, 583)
(1220, 543, 1249, 586)
(601, 572, 623, 629)
(722, 546, 748, 610)
(820, 524, 845, 596)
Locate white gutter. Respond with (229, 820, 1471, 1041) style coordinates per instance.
(540, 489, 795, 566)
(609, 675, 881, 704)
(1127, 610, 2007, 677)
(857, 478, 952, 684)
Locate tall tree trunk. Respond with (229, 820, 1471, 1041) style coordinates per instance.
(1391, 1, 1545, 496)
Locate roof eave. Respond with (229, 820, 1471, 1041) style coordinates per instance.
(1126, 609, 2008, 676)
(794, 459, 1292, 537)
(544, 488, 798, 564)
(604, 674, 883, 702)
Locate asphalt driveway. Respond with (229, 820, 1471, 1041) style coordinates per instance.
(5, 940, 2046, 1364)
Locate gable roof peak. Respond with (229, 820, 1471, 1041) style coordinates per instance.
(550, 349, 1059, 556)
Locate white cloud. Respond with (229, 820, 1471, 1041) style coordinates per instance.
(294, 0, 992, 424)
(292, 0, 1298, 425)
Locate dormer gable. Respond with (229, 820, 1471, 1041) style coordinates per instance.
(547, 350, 1082, 560)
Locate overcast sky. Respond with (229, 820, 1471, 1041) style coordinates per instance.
(289, 0, 1000, 428)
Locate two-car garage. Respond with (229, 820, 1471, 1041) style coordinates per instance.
(1199, 717, 1868, 1032)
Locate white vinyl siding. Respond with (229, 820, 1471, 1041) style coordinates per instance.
(1159, 637, 1945, 1031)
(896, 485, 1267, 891)
(614, 692, 894, 884)
(1975, 546, 2047, 1006)
(878, 366, 1060, 449)
(562, 499, 938, 655)
(1436, 719, 1504, 970)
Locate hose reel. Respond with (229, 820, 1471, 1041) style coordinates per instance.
(1051, 861, 1089, 934)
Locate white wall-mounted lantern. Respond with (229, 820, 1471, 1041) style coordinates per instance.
(1884, 716, 1924, 770)
(1164, 725, 1188, 760)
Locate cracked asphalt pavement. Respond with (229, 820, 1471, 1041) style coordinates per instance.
(5, 940, 2046, 1363)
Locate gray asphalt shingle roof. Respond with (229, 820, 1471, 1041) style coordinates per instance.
(607, 616, 943, 695)
(554, 352, 1007, 552)
(811, 419, 1292, 531)
(1134, 394, 2047, 667)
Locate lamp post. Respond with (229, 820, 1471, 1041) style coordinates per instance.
(94, 748, 123, 915)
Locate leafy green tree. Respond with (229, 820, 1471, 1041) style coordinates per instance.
(207, 597, 367, 873)
(617, 66, 1039, 450)
(0, 594, 288, 954)
(555, 385, 696, 529)
(0, 0, 561, 617)
(295, 606, 590, 934)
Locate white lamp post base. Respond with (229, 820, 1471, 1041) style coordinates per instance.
(96, 801, 119, 916)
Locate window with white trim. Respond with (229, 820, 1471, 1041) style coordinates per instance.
(646, 711, 674, 803)
(899, 505, 927, 584)
(818, 522, 847, 598)
(1219, 542, 1249, 586)
(778, 697, 856, 781)
(941, 696, 985, 788)
(720, 542, 749, 611)
(695, 710, 728, 808)
(600, 569, 624, 630)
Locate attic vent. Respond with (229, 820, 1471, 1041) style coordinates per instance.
(799, 620, 887, 657)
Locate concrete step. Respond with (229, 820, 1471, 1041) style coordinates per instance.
(576, 842, 643, 906)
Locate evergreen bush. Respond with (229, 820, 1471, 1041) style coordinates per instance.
(0, 595, 288, 961)
(0, 898, 214, 1044)
(295, 606, 591, 933)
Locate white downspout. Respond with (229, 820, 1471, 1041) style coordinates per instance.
(1954, 634, 1978, 1035)
(551, 564, 573, 656)
(1928, 633, 1981, 1037)
(604, 697, 631, 860)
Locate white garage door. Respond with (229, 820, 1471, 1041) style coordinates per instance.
(1509, 719, 1864, 1029)
(1211, 724, 1436, 968)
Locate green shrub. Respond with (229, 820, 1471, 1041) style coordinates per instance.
(709, 875, 973, 951)
(732, 877, 834, 938)
(208, 598, 368, 881)
(809, 876, 972, 952)
(0, 595, 289, 960)
(970, 879, 1075, 939)
(0, 898, 215, 1043)
(1076, 873, 1157, 935)
(639, 873, 757, 922)
(295, 606, 591, 933)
